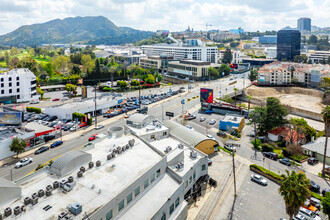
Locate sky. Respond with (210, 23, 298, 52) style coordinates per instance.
(0, 0, 329, 35)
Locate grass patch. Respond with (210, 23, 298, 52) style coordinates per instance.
(310, 191, 324, 202)
(250, 164, 282, 181)
(218, 146, 234, 155)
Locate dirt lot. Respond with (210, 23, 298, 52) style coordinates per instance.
(246, 85, 324, 113)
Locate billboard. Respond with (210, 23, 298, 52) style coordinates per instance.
(200, 88, 213, 103)
(0, 112, 22, 126)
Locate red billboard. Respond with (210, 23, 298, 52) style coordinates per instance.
(200, 88, 213, 103)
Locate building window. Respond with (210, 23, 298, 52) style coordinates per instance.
(118, 199, 124, 212)
(170, 204, 174, 215)
(16, 76, 19, 81)
(8, 77, 12, 81)
(1, 90, 4, 94)
(9, 82, 12, 87)
(163, 132, 167, 136)
(150, 173, 155, 183)
(135, 186, 140, 197)
(202, 164, 206, 171)
(1, 83, 3, 87)
(16, 82, 19, 86)
(127, 192, 132, 204)
(161, 213, 166, 220)
(189, 176, 192, 184)
(106, 210, 113, 220)
(193, 171, 196, 179)
(17, 88, 20, 93)
(144, 179, 149, 189)
(17, 95, 20, 99)
(175, 198, 180, 208)
(156, 169, 161, 177)
(9, 89, 12, 94)
(184, 181, 188, 188)
(0, 78, 3, 82)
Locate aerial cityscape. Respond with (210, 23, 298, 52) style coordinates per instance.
(0, 1, 330, 220)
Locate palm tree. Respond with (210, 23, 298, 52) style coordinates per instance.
(279, 170, 310, 220)
(321, 105, 330, 177)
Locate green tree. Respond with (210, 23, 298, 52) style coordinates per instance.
(218, 64, 230, 76)
(279, 170, 310, 220)
(293, 55, 308, 63)
(130, 80, 140, 86)
(308, 35, 318, 44)
(9, 57, 20, 69)
(322, 192, 330, 218)
(222, 48, 232, 64)
(208, 67, 219, 78)
(81, 54, 95, 73)
(10, 47, 19, 56)
(117, 80, 128, 89)
(248, 68, 258, 82)
(9, 137, 27, 158)
(322, 105, 330, 177)
(37, 87, 44, 99)
(249, 106, 267, 136)
(265, 97, 288, 131)
(51, 55, 70, 74)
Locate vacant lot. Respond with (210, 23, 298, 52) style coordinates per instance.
(246, 86, 324, 113)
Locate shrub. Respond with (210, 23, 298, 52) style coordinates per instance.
(26, 106, 41, 114)
(102, 86, 112, 92)
(36, 164, 45, 170)
(130, 80, 140, 86)
(237, 133, 241, 138)
(36, 87, 44, 99)
(218, 146, 233, 155)
(72, 112, 86, 121)
(251, 139, 261, 149)
(87, 116, 93, 126)
(261, 143, 274, 152)
(250, 164, 282, 181)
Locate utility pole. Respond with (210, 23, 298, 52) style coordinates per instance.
(232, 151, 237, 197)
(139, 83, 141, 109)
(94, 85, 97, 128)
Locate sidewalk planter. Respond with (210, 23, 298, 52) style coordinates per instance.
(249, 164, 282, 184)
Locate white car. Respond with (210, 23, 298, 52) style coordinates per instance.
(30, 100, 39, 104)
(186, 125, 194, 130)
(250, 174, 267, 186)
(200, 117, 206, 122)
(70, 125, 79, 132)
(206, 134, 215, 139)
(61, 97, 69, 101)
(209, 119, 216, 125)
(95, 124, 104, 130)
(15, 158, 33, 168)
(224, 144, 236, 152)
(298, 207, 321, 220)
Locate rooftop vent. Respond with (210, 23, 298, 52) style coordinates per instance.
(190, 150, 197, 159)
(53, 181, 59, 189)
(24, 197, 30, 206)
(96, 160, 101, 167)
(178, 144, 184, 149)
(68, 203, 82, 215)
(107, 154, 112, 160)
(31, 197, 38, 205)
(58, 211, 68, 219)
(175, 162, 184, 170)
(46, 189, 52, 197)
(62, 182, 76, 192)
(89, 162, 94, 169)
(14, 206, 21, 216)
(77, 171, 83, 178)
(68, 176, 74, 183)
(4, 207, 12, 217)
(164, 146, 172, 153)
(38, 189, 45, 197)
(80, 167, 86, 173)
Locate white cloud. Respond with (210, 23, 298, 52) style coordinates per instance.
(0, 0, 329, 35)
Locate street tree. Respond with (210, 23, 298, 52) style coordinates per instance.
(222, 48, 232, 64)
(279, 170, 310, 220)
(51, 55, 70, 74)
(249, 106, 267, 146)
(9, 137, 27, 158)
(265, 97, 288, 131)
(308, 35, 318, 44)
(81, 54, 95, 73)
(322, 105, 330, 177)
(248, 68, 258, 82)
(321, 192, 330, 218)
(218, 64, 230, 76)
(208, 67, 219, 78)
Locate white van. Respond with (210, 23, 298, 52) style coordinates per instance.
(298, 207, 321, 220)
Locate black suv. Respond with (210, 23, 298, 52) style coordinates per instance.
(308, 158, 319, 165)
(35, 146, 49, 155)
(263, 152, 278, 160)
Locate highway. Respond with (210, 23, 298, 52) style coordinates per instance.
(0, 73, 249, 181)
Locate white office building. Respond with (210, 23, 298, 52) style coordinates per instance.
(0, 114, 209, 220)
(141, 44, 218, 64)
(0, 69, 38, 103)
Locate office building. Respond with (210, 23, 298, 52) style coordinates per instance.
(264, 47, 277, 59)
(141, 45, 218, 64)
(209, 31, 240, 42)
(0, 69, 38, 104)
(297, 17, 311, 33)
(306, 50, 330, 64)
(219, 114, 245, 132)
(139, 56, 174, 71)
(258, 35, 277, 44)
(0, 115, 210, 220)
(167, 60, 221, 80)
(277, 29, 301, 61)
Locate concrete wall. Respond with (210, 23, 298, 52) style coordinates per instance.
(268, 133, 279, 142)
(284, 105, 323, 122)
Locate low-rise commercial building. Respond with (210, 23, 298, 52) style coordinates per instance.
(306, 50, 330, 64)
(139, 56, 174, 72)
(219, 114, 245, 132)
(258, 35, 277, 44)
(167, 60, 221, 81)
(209, 31, 240, 41)
(0, 69, 39, 104)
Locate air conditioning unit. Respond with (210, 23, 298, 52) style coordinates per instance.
(190, 150, 197, 159)
(164, 146, 172, 153)
(178, 144, 184, 149)
(68, 203, 82, 215)
(175, 162, 184, 170)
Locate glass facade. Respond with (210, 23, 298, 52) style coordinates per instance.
(277, 29, 301, 61)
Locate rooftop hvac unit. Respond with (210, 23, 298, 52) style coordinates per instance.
(164, 146, 172, 153)
(68, 176, 74, 183)
(178, 144, 184, 149)
(107, 154, 112, 160)
(175, 162, 184, 170)
(77, 170, 83, 178)
(58, 211, 68, 220)
(68, 203, 82, 215)
(4, 207, 12, 217)
(14, 206, 21, 216)
(80, 167, 86, 173)
(111, 152, 116, 158)
(60, 180, 68, 189)
(53, 181, 60, 189)
(96, 160, 101, 167)
(125, 144, 129, 150)
(31, 197, 38, 205)
(24, 197, 31, 205)
(31, 192, 38, 199)
(46, 189, 52, 197)
(38, 189, 45, 197)
(89, 162, 94, 169)
(62, 181, 76, 192)
(190, 150, 197, 159)
(46, 185, 53, 191)
(118, 148, 122, 154)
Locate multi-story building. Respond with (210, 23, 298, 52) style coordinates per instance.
(167, 60, 221, 80)
(277, 29, 301, 61)
(139, 56, 174, 72)
(218, 50, 247, 64)
(264, 47, 277, 59)
(306, 50, 330, 64)
(0, 115, 210, 220)
(258, 66, 291, 85)
(141, 45, 218, 64)
(0, 68, 38, 104)
(209, 31, 240, 42)
(258, 35, 277, 44)
(297, 17, 311, 34)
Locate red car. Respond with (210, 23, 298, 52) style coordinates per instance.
(89, 134, 98, 141)
(52, 98, 60, 101)
(78, 122, 87, 128)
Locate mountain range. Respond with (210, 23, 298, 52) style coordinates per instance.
(0, 16, 153, 46)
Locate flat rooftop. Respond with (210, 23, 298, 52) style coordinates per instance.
(119, 173, 180, 220)
(128, 122, 169, 137)
(24, 122, 54, 134)
(221, 114, 245, 123)
(4, 134, 162, 219)
(151, 137, 204, 177)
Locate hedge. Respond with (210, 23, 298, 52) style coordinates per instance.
(261, 143, 274, 152)
(250, 164, 282, 182)
(72, 112, 86, 121)
(310, 191, 324, 202)
(218, 146, 234, 155)
(26, 106, 41, 114)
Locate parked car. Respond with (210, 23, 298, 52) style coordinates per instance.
(52, 98, 60, 101)
(95, 124, 104, 130)
(279, 158, 291, 166)
(309, 197, 321, 209)
(89, 134, 98, 141)
(308, 158, 319, 165)
(298, 207, 321, 220)
(186, 114, 196, 120)
(263, 152, 278, 160)
(15, 158, 33, 168)
(186, 125, 194, 130)
(200, 117, 206, 122)
(294, 214, 307, 220)
(224, 144, 236, 152)
(303, 200, 318, 213)
(310, 181, 320, 193)
(70, 125, 79, 132)
(251, 174, 267, 186)
(78, 122, 88, 128)
(61, 97, 69, 101)
(209, 119, 216, 125)
(35, 146, 49, 155)
(30, 100, 40, 104)
(51, 141, 63, 148)
(208, 158, 212, 166)
(322, 188, 330, 197)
